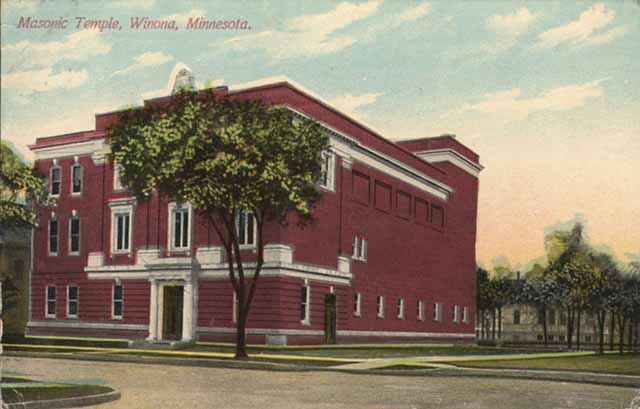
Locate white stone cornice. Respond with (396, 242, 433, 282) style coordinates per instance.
(31, 138, 109, 163)
(415, 149, 484, 177)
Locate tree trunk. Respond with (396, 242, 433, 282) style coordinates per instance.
(492, 310, 496, 340)
(542, 307, 548, 347)
(597, 310, 605, 354)
(628, 317, 634, 352)
(609, 311, 615, 350)
(576, 309, 581, 351)
(566, 307, 574, 350)
(498, 307, 502, 340)
(618, 315, 627, 354)
(235, 310, 248, 359)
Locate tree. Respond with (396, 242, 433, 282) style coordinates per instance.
(517, 273, 560, 347)
(587, 252, 619, 354)
(107, 88, 329, 358)
(0, 141, 48, 229)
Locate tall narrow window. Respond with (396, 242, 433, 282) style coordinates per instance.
(434, 302, 443, 322)
(463, 307, 469, 323)
(352, 235, 367, 261)
(417, 301, 425, 321)
(113, 212, 131, 252)
(353, 292, 361, 317)
(67, 286, 79, 318)
(113, 163, 123, 191)
(319, 151, 335, 190)
(46, 286, 56, 318)
(300, 285, 310, 324)
(236, 210, 255, 247)
(453, 305, 460, 323)
(513, 309, 521, 325)
(170, 203, 190, 251)
(112, 285, 123, 319)
(71, 163, 82, 194)
(548, 309, 556, 325)
(49, 218, 58, 255)
(50, 166, 61, 196)
(397, 298, 405, 319)
(376, 295, 385, 318)
(69, 216, 80, 255)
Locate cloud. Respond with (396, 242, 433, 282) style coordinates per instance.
(327, 92, 383, 118)
(163, 8, 207, 25)
(1, 29, 111, 70)
(457, 79, 605, 122)
(1, 68, 88, 95)
(485, 7, 538, 52)
(222, 1, 381, 61)
(535, 3, 627, 49)
(108, 0, 155, 9)
(111, 51, 173, 77)
(396, 2, 431, 23)
(1, 0, 39, 15)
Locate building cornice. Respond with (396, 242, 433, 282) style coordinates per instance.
(415, 149, 484, 177)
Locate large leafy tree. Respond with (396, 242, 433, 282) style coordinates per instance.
(107, 89, 329, 358)
(516, 272, 560, 346)
(0, 141, 47, 229)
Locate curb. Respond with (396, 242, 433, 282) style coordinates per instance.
(5, 390, 120, 409)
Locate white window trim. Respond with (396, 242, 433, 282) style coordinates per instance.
(353, 292, 361, 317)
(377, 295, 385, 318)
(168, 202, 192, 253)
(300, 284, 311, 325)
(236, 209, 257, 249)
(397, 298, 405, 319)
(50, 164, 61, 197)
(71, 162, 82, 195)
(113, 162, 124, 191)
(463, 306, 469, 324)
(46, 285, 56, 318)
(352, 236, 367, 261)
(67, 286, 79, 319)
(48, 217, 59, 256)
(110, 203, 134, 255)
(112, 284, 124, 320)
(69, 216, 80, 256)
(434, 302, 442, 322)
(418, 301, 425, 321)
(319, 151, 336, 192)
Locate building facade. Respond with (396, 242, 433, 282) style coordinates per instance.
(27, 77, 482, 345)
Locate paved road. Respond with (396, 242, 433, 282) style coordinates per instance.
(3, 356, 638, 409)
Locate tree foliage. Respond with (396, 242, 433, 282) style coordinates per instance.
(107, 88, 330, 358)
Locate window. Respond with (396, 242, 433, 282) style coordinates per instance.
(50, 165, 61, 196)
(352, 236, 367, 261)
(559, 311, 567, 326)
(548, 309, 556, 325)
(548, 335, 555, 341)
(69, 216, 80, 255)
(537, 308, 545, 324)
(319, 151, 335, 190)
(536, 334, 543, 341)
(417, 301, 425, 321)
(232, 291, 239, 323)
(71, 163, 82, 194)
(585, 335, 592, 342)
(434, 302, 443, 322)
(67, 286, 78, 318)
(46, 286, 56, 318)
(397, 298, 405, 319)
(376, 296, 384, 318)
(453, 305, 460, 323)
(112, 285, 123, 319)
(113, 163, 123, 191)
(49, 217, 58, 255)
(513, 309, 521, 325)
(113, 212, 131, 253)
(559, 335, 565, 341)
(169, 203, 190, 251)
(463, 307, 469, 323)
(236, 210, 256, 247)
(300, 285, 310, 324)
(353, 292, 361, 317)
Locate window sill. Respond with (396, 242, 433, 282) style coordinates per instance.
(300, 320, 310, 326)
(71, 193, 82, 198)
(45, 316, 56, 320)
(111, 316, 123, 321)
(318, 184, 335, 193)
(69, 253, 80, 257)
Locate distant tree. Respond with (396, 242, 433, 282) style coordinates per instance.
(0, 141, 47, 229)
(587, 252, 619, 354)
(476, 267, 491, 339)
(517, 274, 560, 346)
(107, 88, 329, 358)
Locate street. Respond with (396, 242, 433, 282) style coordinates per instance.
(2, 356, 638, 409)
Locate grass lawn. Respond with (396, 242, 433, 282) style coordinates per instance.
(1, 384, 113, 404)
(452, 353, 640, 376)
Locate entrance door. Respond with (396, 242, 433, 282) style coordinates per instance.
(324, 293, 337, 344)
(163, 285, 184, 340)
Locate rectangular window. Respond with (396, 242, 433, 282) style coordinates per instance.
(50, 166, 61, 196)
(434, 302, 443, 322)
(319, 151, 335, 190)
(376, 295, 384, 318)
(352, 235, 367, 261)
(113, 163, 123, 191)
(453, 305, 460, 323)
(71, 163, 82, 194)
(463, 307, 469, 323)
(67, 286, 78, 318)
(300, 285, 310, 324)
(49, 218, 58, 255)
(69, 216, 80, 255)
(417, 301, 425, 321)
(112, 285, 123, 319)
(513, 309, 521, 325)
(46, 286, 56, 318)
(353, 292, 361, 317)
(236, 209, 255, 247)
(113, 212, 131, 252)
(397, 298, 405, 319)
(171, 205, 190, 250)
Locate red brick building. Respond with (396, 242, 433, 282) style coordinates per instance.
(27, 77, 482, 345)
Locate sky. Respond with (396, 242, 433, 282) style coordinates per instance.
(1, 0, 639, 271)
